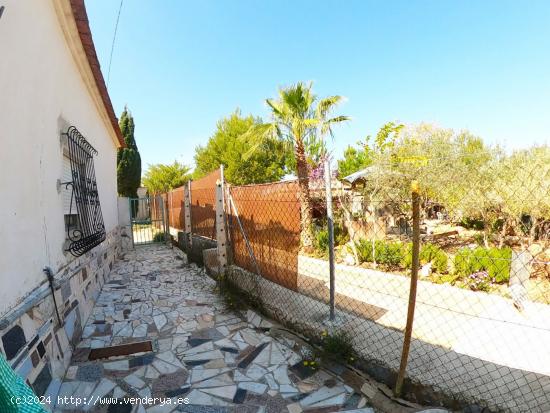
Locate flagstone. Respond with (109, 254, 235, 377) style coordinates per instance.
(265, 374, 278, 390)
(183, 350, 224, 362)
(185, 389, 230, 406)
(238, 382, 267, 394)
(190, 368, 231, 383)
(73, 381, 96, 398)
(309, 392, 347, 408)
(157, 351, 185, 368)
(246, 365, 267, 381)
(183, 341, 214, 355)
(216, 326, 230, 336)
(57, 246, 366, 412)
(154, 314, 167, 330)
(273, 365, 292, 385)
(300, 386, 347, 407)
(203, 359, 227, 369)
(125, 374, 146, 389)
(201, 385, 237, 400)
(113, 386, 126, 399)
(153, 358, 180, 375)
(117, 323, 133, 337)
(193, 373, 234, 388)
(89, 378, 116, 399)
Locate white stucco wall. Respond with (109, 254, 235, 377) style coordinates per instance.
(0, 1, 120, 314)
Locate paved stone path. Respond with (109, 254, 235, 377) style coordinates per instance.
(56, 245, 375, 413)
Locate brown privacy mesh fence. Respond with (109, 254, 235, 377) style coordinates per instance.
(222, 149, 550, 413)
(167, 187, 185, 230)
(149, 195, 165, 224)
(228, 181, 301, 290)
(191, 169, 220, 239)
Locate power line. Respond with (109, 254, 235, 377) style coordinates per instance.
(107, 0, 124, 86)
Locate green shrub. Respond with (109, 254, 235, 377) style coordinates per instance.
(320, 330, 355, 363)
(355, 239, 406, 267)
(453, 247, 512, 283)
(356, 239, 375, 263)
(431, 272, 460, 285)
(314, 229, 329, 255)
(313, 222, 350, 256)
(153, 232, 166, 242)
(355, 239, 450, 274)
(454, 248, 473, 275)
(401, 242, 414, 269)
(334, 223, 350, 246)
(380, 242, 407, 266)
(400, 243, 447, 273)
(420, 243, 448, 273)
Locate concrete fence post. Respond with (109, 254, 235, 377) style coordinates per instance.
(184, 180, 192, 246)
(215, 168, 228, 275)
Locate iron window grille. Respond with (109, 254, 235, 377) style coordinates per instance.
(61, 126, 106, 256)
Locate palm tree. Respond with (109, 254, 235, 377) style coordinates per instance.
(249, 82, 349, 248)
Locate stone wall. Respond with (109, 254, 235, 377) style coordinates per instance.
(176, 231, 216, 266)
(0, 226, 130, 401)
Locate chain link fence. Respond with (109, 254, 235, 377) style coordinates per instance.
(222, 147, 550, 412)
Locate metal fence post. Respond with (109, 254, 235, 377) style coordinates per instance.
(325, 159, 336, 321)
(394, 180, 421, 397)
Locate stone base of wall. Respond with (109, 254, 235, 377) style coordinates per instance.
(0, 226, 129, 401)
(176, 231, 216, 266)
(202, 248, 220, 277)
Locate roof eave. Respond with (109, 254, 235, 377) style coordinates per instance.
(53, 0, 125, 148)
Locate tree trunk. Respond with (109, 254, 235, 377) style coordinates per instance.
(339, 191, 359, 265)
(529, 216, 539, 244)
(498, 219, 508, 248)
(295, 140, 314, 249)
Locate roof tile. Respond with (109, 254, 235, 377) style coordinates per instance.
(69, 0, 125, 147)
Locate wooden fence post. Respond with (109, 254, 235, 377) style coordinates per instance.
(394, 180, 421, 397)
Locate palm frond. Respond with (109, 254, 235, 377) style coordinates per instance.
(316, 95, 344, 119)
(266, 99, 284, 119)
(327, 115, 351, 123)
(240, 123, 277, 160)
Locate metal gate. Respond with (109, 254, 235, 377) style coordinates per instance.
(129, 196, 168, 246)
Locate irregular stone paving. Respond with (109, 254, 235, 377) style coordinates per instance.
(57, 245, 376, 413)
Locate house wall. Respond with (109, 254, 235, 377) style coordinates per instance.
(0, 0, 128, 399)
(0, 0, 119, 314)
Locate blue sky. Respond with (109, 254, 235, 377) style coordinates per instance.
(86, 0, 550, 170)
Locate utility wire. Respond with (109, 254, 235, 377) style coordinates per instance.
(107, 0, 124, 86)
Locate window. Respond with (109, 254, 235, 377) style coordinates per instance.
(62, 126, 106, 257)
(62, 154, 80, 233)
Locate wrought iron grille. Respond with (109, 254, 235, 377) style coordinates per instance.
(62, 126, 106, 256)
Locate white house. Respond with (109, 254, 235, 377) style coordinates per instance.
(0, 0, 130, 398)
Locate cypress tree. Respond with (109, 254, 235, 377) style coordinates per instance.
(116, 106, 141, 197)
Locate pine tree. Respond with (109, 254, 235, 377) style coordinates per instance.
(116, 106, 141, 197)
